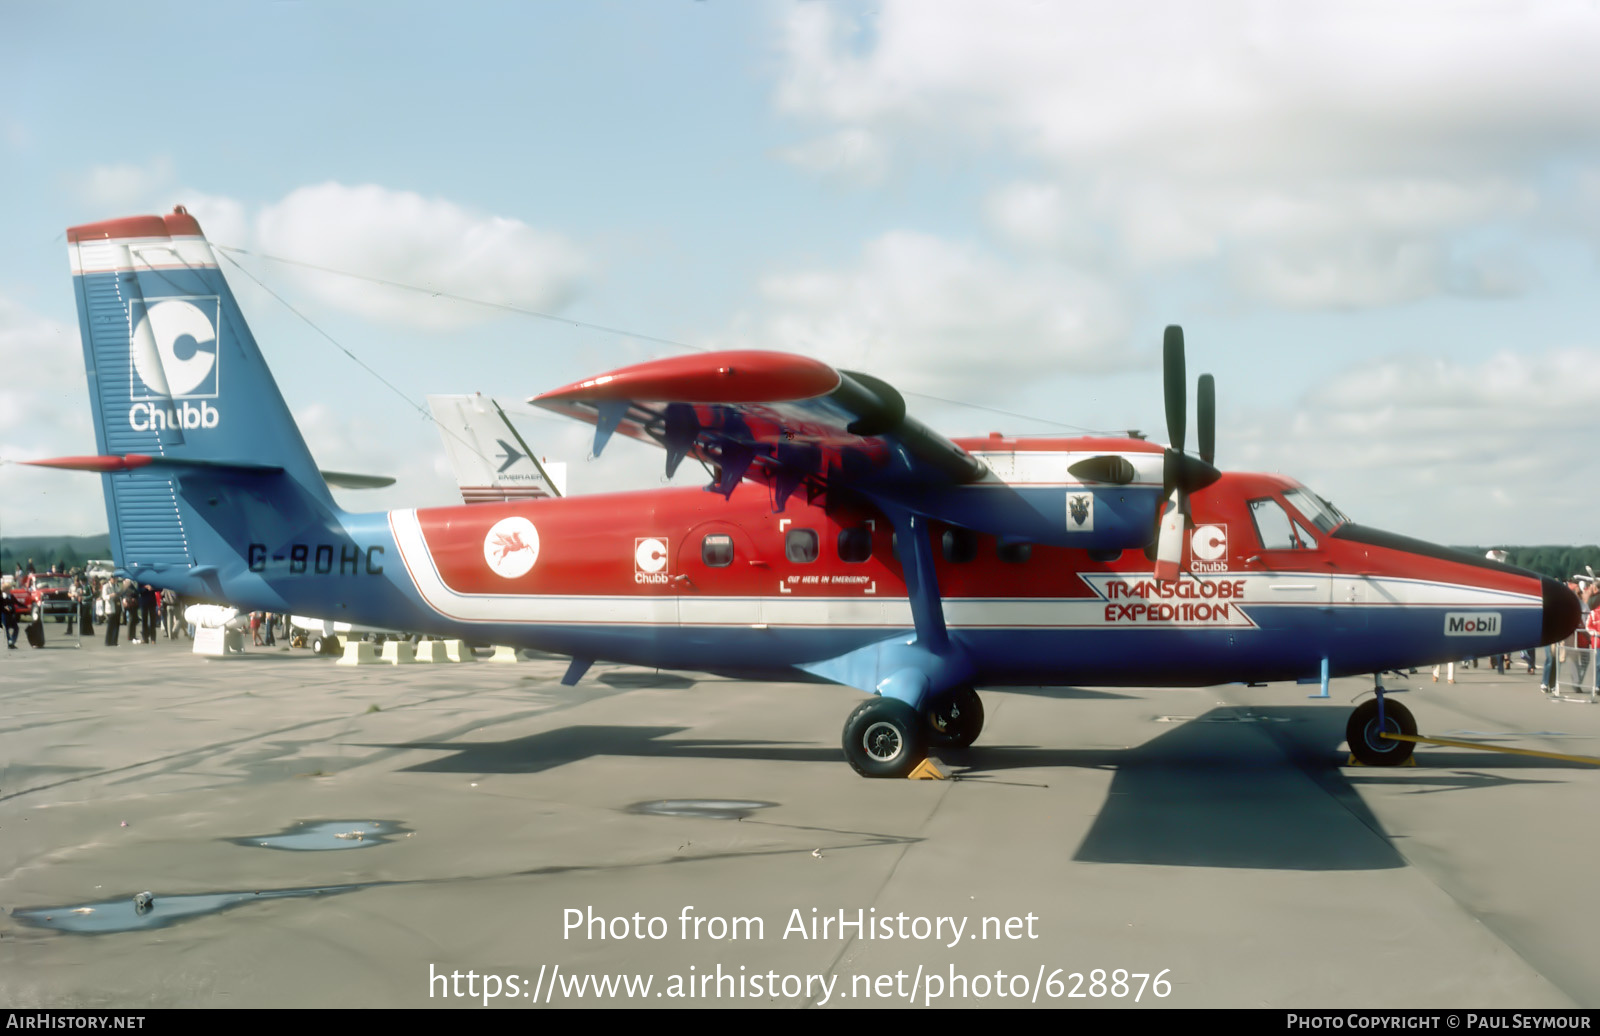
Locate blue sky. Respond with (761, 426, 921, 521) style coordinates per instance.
(3, 1, 1599, 545)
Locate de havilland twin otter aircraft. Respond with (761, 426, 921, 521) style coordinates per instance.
(32, 208, 1581, 777)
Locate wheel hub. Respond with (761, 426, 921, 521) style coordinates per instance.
(1363, 718, 1401, 752)
(862, 721, 904, 762)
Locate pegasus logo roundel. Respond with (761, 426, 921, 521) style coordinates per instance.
(483, 517, 540, 579)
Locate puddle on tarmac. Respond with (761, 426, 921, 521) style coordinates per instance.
(11, 883, 381, 934)
(233, 819, 409, 851)
(626, 799, 778, 820)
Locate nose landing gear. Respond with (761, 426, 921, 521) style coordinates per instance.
(1345, 696, 1417, 766)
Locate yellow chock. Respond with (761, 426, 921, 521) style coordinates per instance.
(1344, 754, 1417, 767)
(907, 757, 949, 780)
(488, 645, 520, 663)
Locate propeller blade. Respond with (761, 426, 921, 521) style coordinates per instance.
(1163, 325, 1185, 455)
(1153, 488, 1186, 584)
(1197, 373, 1215, 466)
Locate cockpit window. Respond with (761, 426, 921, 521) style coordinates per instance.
(1249, 497, 1317, 551)
(1284, 488, 1346, 534)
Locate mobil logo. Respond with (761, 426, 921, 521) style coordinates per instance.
(130, 296, 221, 400)
(1444, 612, 1500, 636)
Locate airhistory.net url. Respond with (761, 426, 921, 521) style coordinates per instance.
(427, 962, 1173, 1006)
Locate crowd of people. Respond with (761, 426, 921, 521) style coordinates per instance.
(1540, 577, 1600, 695)
(2, 559, 188, 649)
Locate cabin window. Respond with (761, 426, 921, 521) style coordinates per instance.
(1248, 498, 1317, 551)
(942, 528, 978, 564)
(837, 527, 872, 564)
(999, 542, 1033, 564)
(785, 528, 819, 564)
(701, 534, 734, 568)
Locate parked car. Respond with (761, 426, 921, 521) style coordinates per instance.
(27, 575, 77, 623)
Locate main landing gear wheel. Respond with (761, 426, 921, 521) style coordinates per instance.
(312, 635, 341, 656)
(926, 685, 984, 750)
(1346, 698, 1417, 766)
(842, 697, 928, 779)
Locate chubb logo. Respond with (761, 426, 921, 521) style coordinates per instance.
(1191, 524, 1228, 573)
(634, 538, 669, 584)
(126, 296, 222, 431)
(1444, 612, 1500, 636)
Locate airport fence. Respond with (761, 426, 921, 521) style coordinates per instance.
(1549, 630, 1599, 702)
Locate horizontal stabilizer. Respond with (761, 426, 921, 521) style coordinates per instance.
(26, 454, 283, 475)
(320, 470, 397, 489)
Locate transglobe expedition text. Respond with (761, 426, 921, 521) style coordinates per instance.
(1288, 1017, 1590, 1029)
(564, 905, 1039, 949)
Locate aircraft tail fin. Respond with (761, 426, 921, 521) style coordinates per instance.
(427, 393, 565, 502)
(66, 208, 336, 575)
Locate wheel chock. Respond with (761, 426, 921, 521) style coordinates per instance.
(380, 639, 417, 665)
(336, 640, 381, 666)
(488, 645, 520, 663)
(1344, 753, 1417, 767)
(906, 757, 949, 780)
(413, 640, 450, 663)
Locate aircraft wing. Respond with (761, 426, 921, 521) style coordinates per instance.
(531, 351, 991, 512)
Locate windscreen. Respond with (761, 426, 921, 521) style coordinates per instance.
(1284, 487, 1348, 534)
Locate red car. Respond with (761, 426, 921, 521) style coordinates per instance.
(9, 575, 76, 623)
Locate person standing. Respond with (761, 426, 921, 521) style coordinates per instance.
(163, 590, 183, 639)
(77, 575, 94, 637)
(138, 584, 158, 645)
(1, 586, 18, 649)
(121, 581, 140, 644)
(103, 580, 121, 647)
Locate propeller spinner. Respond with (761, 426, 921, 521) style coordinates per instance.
(1153, 326, 1221, 583)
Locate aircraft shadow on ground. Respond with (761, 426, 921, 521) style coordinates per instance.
(373, 705, 1588, 871)
(596, 671, 699, 690)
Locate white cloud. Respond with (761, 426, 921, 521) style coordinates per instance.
(718, 230, 1137, 397)
(0, 296, 102, 535)
(779, 1, 1600, 176)
(78, 157, 175, 210)
(778, 1, 1599, 309)
(253, 183, 591, 331)
(774, 128, 891, 186)
(1231, 347, 1600, 542)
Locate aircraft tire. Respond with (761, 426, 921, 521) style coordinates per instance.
(311, 636, 326, 655)
(1345, 698, 1417, 766)
(324, 635, 341, 656)
(842, 696, 927, 778)
(927, 685, 984, 750)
